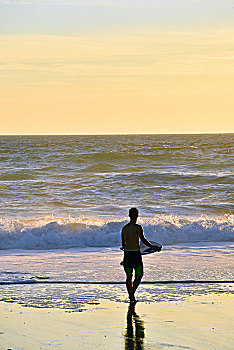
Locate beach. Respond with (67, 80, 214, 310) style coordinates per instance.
(0, 292, 233, 350)
(1, 0, 234, 345)
(0, 245, 233, 349)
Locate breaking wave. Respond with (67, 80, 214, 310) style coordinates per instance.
(0, 215, 233, 250)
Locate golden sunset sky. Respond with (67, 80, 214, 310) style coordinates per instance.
(0, 0, 233, 134)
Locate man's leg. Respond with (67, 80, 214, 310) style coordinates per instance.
(130, 266, 143, 301)
(124, 268, 133, 300)
(126, 276, 133, 299)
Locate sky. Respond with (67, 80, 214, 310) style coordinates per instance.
(0, 0, 233, 134)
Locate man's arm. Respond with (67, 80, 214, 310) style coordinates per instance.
(121, 228, 125, 250)
(138, 225, 161, 251)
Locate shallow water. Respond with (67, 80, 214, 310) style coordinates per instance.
(0, 244, 233, 309)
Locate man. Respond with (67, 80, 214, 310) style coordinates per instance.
(121, 207, 161, 303)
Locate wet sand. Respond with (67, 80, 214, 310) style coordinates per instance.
(0, 292, 233, 350)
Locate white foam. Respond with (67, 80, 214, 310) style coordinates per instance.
(0, 215, 233, 250)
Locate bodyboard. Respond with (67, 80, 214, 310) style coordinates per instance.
(140, 241, 162, 255)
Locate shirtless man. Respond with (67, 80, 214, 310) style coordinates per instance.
(121, 207, 161, 303)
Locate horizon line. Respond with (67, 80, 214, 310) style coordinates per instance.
(0, 132, 233, 136)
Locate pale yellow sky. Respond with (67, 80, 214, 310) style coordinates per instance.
(1, 29, 233, 134)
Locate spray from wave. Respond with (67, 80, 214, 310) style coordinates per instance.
(0, 215, 233, 250)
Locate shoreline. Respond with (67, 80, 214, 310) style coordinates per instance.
(1, 279, 234, 286)
(0, 292, 233, 350)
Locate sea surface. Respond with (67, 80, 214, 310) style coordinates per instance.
(0, 134, 233, 309)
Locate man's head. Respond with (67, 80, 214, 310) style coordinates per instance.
(129, 207, 139, 220)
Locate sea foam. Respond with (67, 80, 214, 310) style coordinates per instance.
(0, 215, 233, 250)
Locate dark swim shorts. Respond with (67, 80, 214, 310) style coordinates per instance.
(123, 251, 144, 277)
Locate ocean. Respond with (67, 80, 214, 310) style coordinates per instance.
(0, 134, 233, 309)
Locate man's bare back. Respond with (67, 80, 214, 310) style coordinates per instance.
(122, 222, 141, 251)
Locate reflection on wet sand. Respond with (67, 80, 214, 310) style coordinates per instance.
(125, 303, 145, 350)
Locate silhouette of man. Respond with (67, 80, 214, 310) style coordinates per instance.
(121, 208, 161, 302)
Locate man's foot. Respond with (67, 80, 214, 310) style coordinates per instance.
(129, 292, 136, 303)
(130, 298, 137, 304)
(130, 298, 136, 302)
